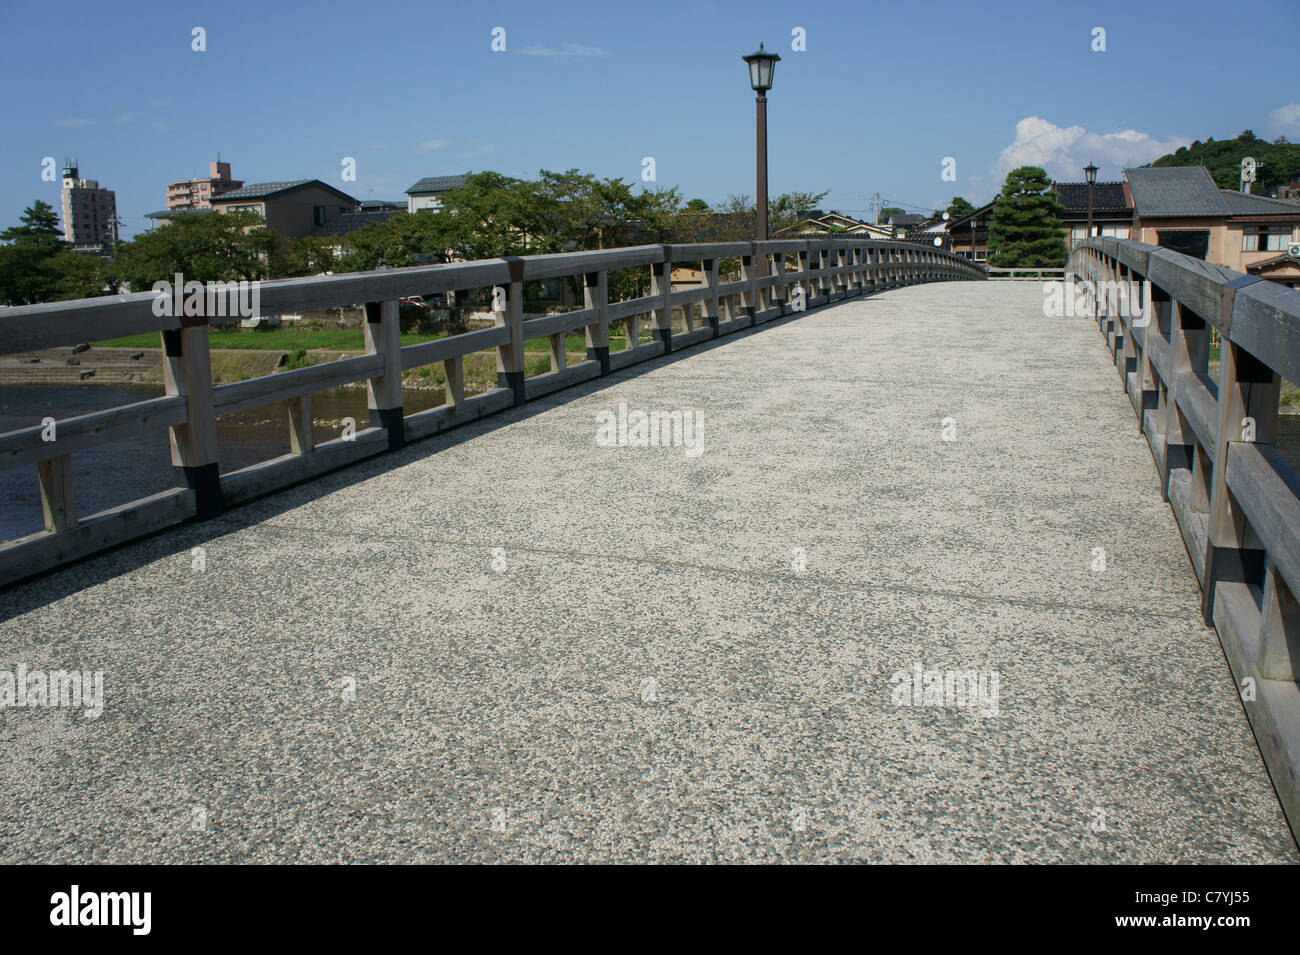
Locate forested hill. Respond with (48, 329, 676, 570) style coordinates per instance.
(1147, 130, 1300, 193)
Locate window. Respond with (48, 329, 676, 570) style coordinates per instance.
(1242, 226, 1293, 252)
(1156, 230, 1210, 260)
(313, 205, 326, 226)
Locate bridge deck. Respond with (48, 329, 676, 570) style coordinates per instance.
(1, 282, 1295, 862)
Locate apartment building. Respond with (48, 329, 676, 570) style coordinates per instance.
(166, 158, 244, 211)
(59, 159, 117, 249)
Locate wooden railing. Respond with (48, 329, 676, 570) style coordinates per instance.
(0, 238, 983, 584)
(1070, 236, 1300, 838)
(985, 267, 1066, 281)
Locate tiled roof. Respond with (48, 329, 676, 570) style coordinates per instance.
(405, 174, 469, 195)
(145, 208, 212, 219)
(1219, 190, 1300, 216)
(1053, 181, 1131, 212)
(208, 180, 314, 200)
(1125, 167, 1228, 217)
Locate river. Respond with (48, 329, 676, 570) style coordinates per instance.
(0, 383, 447, 541)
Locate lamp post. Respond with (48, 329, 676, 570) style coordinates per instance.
(1083, 162, 1098, 249)
(742, 44, 780, 244)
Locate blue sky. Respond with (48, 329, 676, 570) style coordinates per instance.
(2, 0, 1297, 237)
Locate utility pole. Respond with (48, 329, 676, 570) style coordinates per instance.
(872, 192, 881, 226)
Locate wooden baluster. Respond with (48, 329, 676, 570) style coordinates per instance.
(583, 270, 610, 374)
(364, 298, 405, 449)
(494, 261, 526, 406)
(161, 316, 221, 519)
(37, 455, 77, 533)
(652, 246, 673, 352)
(1202, 278, 1280, 624)
(288, 395, 313, 455)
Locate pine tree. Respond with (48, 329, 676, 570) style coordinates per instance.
(0, 200, 64, 249)
(987, 167, 1067, 268)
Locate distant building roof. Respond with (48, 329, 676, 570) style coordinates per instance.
(358, 199, 405, 211)
(405, 174, 469, 196)
(210, 179, 358, 205)
(1053, 181, 1132, 212)
(1126, 166, 1300, 218)
(145, 208, 212, 220)
(310, 209, 406, 238)
(888, 213, 924, 227)
(1219, 189, 1300, 217)
(1125, 166, 1229, 217)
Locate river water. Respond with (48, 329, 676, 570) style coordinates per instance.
(0, 384, 446, 541)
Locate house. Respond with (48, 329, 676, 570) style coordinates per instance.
(208, 180, 360, 244)
(1270, 170, 1300, 202)
(946, 201, 997, 263)
(1052, 180, 1134, 250)
(1124, 166, 1300, 286)
(405, 174, 469, 213)
(776, 210, 892, 239)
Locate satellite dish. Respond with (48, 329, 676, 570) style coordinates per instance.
(933, 237, 942, 247)
(942, 212, 950, 220)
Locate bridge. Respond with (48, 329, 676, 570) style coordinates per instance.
(1, 238, 1299, 862)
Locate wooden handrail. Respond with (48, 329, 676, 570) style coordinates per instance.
(0, 237, 984, 586)
(1070, 235, 1300, 841)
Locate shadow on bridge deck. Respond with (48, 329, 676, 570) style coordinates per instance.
(0, 282, 1294, 862)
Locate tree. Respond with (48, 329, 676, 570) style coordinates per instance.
(946, 197, 976, 219)
(110, 210, 278, 290)
(0, 200, 93, 305)
(1, 200, 64, 249)
(685, 198, 710, 211)
(987, 166, 1066, 268)
(280, 235, 339, 277)
(879, 206, 906, 223)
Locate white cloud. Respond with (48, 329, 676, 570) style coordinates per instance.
(56, 117, 94, 127)
(114, 112, 135, 124)
(517, 42, 611, 56)
(995, 116, 1189, 181)
(457, 145, 497, 158)
(1268, 103, 1300, 137)
(419, 139, 449, 151)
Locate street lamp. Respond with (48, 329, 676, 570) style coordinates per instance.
(742, 43, 780, 244)
(1083, 162, 1098, 248)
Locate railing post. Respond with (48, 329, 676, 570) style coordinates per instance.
(288, 396, 313, 455)
(364, 299, 405, 450)
(770, 251, 786, 313)
(583, 270, 610, 374)
(161, 319, 221, 519)
(496, 259, 526, 406)
(798, 243, 811, 307)
(1163, 298, 1204, 502)
(1201, 277, 1278, 625)
(742, 246, 759, 326)
(37, 456, 77, 533)
(652, 246, 673, 352)
(444, 355, 465, 405)
(701, 259, 720, 337)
